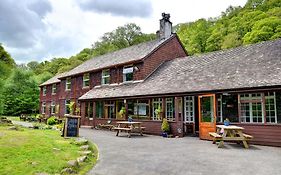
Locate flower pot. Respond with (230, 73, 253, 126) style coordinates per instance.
(162, 132, 168, 137)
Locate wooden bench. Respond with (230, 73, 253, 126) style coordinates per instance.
(98, 124, 114, 130)
(209, 132, 223, 146)
(112, 127, 132, 137)
(243, 134, 253, 140)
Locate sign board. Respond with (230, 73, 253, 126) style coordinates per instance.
(63, 115, 80, 137)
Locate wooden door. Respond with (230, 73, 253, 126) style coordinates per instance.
(198, 94, 216, 140)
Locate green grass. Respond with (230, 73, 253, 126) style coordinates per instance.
(0, 126, 97, 175)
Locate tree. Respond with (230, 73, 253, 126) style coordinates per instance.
(2, 69, 39, 115)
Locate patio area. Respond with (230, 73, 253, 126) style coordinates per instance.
(80, 128, 281, 175)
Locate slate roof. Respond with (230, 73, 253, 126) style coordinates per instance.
(59, 35, 176, 78)
(39, 73, 66, 86)
(79, 38, 281, 100)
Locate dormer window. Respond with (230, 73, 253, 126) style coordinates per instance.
(52, 84, 57, 94)
(43, 86, 47, 96)
(123, 66, 134, 82)
(102, 69, 110, 85)
(66, 78, 71, 91)
(83, 73, 90, 88)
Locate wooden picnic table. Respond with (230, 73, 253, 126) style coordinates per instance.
(209, 125, 253, 148)
(113, 121, 145, 138)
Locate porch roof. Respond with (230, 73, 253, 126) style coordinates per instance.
(79, 39, 281, 100)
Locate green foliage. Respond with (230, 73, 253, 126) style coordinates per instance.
(176, 0, 281, 55)
(2, 69, 39, 116)
(161, 118, 170, 133)
(69, 101, 75, 115)
(47, 116, 57, 125)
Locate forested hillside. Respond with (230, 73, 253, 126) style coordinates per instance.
(0, 0, 280, 115)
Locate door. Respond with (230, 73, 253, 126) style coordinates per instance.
(198, 94, 216, 140)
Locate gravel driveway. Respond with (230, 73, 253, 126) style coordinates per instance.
(80, 128, 281, 175)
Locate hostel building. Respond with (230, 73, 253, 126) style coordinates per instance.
(39, 14, 281, 147)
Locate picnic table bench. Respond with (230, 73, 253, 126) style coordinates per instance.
(209, 125, 253, 148)
(113, 121, 145, 138)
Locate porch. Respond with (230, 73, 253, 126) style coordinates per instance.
(79, 90, 281, 146)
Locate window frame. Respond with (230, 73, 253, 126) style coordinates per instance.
(166, 97, 175, 121)
(240, 93, 264, 123)
(65, 78, 71, 91)
(265, 92, 277, 123)
(65, 99, 71, 114)
(42, 102, 46, 114)
(52, 84, 57, 94)
(51, 101, 55, 114)
(123, 66, 134, 82)
(83, 73, 90, 88)
(184, 96, 195, 123)
(43, 86, 47, 96)
(152, 98, 162, 121)
(101, 69, 110, 85)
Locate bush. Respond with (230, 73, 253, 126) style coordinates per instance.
(47, 116, 57, 125)
(161, 118, 170, 133)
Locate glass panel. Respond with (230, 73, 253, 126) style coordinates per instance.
(152, 98, 162, 120)
(184, 96, 194, 122)
(200, 96, 214, 123)
(96, 101, 104, 118)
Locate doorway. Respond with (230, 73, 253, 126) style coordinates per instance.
(198, 94, 216, 140)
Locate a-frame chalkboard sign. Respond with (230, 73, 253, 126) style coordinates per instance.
(63, 115, 81, 137)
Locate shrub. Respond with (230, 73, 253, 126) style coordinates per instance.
(47, 116, 57, 125)
(161, 118, 170, 133)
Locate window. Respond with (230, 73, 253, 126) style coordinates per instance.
(240, 93, 263, 123)
(96, 101, 104, 118)
(66, 78, 71, 91)
(65, 99, 71, 114)
(85, 102, 93, 118)
(52, 84, 57, 94)
(265, 92, 277, 123)
(102, 69, 110, 85)
(123, 66, 134, 82)
(51, 101, 55, 114)
(104, 101, 115, 119)
(43, 86, 47, 96)
(83, 73, 90, 88)
(42, 102, 46, 114)
(166, 97, 175, 121)
(217, 95, 223, 122)
(152, 98, 162, 120)
(133, 99, 149, 119)
(184, 96, 194, 122)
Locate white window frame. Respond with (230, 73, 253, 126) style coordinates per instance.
(217, 95, 223, 122)
(65, 99, 71, 114)
(166, 97, 175, 121)
(265, 92, 277, 123)
(65, 78, 71, 91)
(51, 101, 55, 114)
(240, 93, 264, 123)
(184, 96, 195, 123)
(43, 86, 47, 96)
(42, 102, 46, 114)
(123, 66, 134, 82)
(52, 84, 56, 94)
(152, 98, 162, 121)
(102, 69, 110, 85)
(83, 73, 90, 88)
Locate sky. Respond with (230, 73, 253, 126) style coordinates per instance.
(0, 0, 248, 64)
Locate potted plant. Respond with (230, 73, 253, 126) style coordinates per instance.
(119, 107, 126, 119)
(161, 118, 170, 137)
(155, 105, 162, 120)
(224, 118, 230, 126)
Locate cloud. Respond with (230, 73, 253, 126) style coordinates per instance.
(78, 0, 153, 18)
(0, 0, 52, 48)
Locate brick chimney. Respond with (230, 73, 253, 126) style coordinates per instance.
(159, 13, 172, 40)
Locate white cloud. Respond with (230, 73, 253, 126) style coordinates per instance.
(0, 0, 247, 64)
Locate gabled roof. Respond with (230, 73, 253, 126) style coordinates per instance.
(79, 38, 281, 100)
(59, 35, 177, 78)
(39, 73, 66, 87)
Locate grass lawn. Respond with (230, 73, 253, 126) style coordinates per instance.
(0, 125, 97, 175)
(5, 116, 20, 121)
